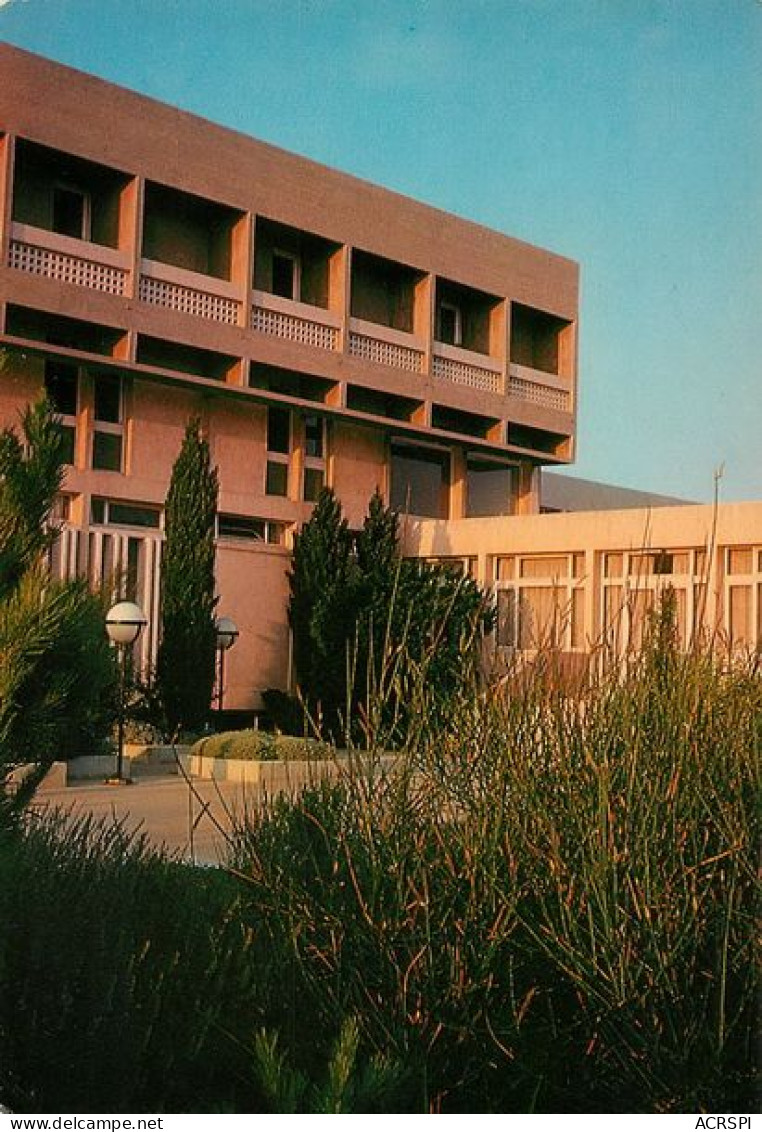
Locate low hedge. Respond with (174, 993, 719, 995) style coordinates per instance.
(191, 730, 334, 762)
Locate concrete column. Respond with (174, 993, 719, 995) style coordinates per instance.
(0, 133, 15, 268)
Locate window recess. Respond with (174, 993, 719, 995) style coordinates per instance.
(91, 374, 124, 472)
(216, 514, 287, 545)
(265, 406, 291, 497)
(44, 359, 79, 465)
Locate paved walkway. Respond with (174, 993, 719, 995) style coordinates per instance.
(31, 775, 256, 865)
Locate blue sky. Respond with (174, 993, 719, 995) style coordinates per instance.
(2, 0, 760, 501)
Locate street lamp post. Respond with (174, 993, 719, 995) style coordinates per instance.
(106, 600, 147, 784)
(215, 615, 239, 728)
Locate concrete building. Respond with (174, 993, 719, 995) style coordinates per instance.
(0, 45, 758, 712)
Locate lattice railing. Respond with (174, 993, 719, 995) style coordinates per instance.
(432, 354, 501, 394)
(139, 274, 240, 324)
(9, 239, 128, 295)
(251, 304, 339, 350)
(508, 374, 571, 413)
(348, 331, 423, 373)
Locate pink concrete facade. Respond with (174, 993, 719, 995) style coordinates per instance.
(2, 47, 756, 711)
(0, 45, 581, 710)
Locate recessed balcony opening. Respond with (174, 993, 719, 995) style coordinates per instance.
(254, 219, 341, 310)
(431, 403, 499, 441)
(434, 279, 500, 355)
(466, 456, 517, 517)
(142, 182, 242, 281)
(249, 363, 335, 404)
(390, 442, 450, 519)
(508, 423, 570, 458)
(136, 335, 237, 382)
(346, 385, 422, 423)
(510, 304, 572, 377)
(350, 250, 424, 335)
(12, 140, 131, 249)
(5, 305, 126, 357)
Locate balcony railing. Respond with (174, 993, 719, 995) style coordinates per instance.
(432, 342, 503, 394)
(138, 259, 243, 325)
(8, 222, 130, 296)
(251, 290, 341, 351)
(347, 317, 425, 373)
(508, 363, 572, 413)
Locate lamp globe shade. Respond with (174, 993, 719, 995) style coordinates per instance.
(106, 601, 147, 646)
(215, 615, 239, 651)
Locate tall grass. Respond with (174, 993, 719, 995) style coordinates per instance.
(0, 817, 261, 1112)
(231, 617, 760, 1112)
(0, 612, 758, 1112)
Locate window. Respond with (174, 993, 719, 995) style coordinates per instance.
(90, 498, 161, 529)
(271, 250, 300, 300)
(495, 553, 585, 652)
(44, 360, 78, 464)
(91, 375, 124, 472)
(466, 458, 516, 517)
(390, 443, 450, 518)
(52, 185, 90, 240)
(302, 415, 326, 502)
(304, 414, 324, 459)
(217, 513, 286, 545)
(303, 467, 324, 503)
(266, 406, 290, 497)
(437, 301, 462, 346)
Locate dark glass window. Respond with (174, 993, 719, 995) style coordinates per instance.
(267, 407, 290, 454)
(390, 444, 449, 518)
(466, 459, 516, 517)
(52, 186, 88, 239)
(272, 252, 297, 299)
(437, 303, 461, 346)
(304, 415, 323, 458)
(218, 514, 266, 541)
(58, 424, 76, 465)
(93, 376, 122, 423)
(90, 499, 160, 528)
(44, 361, 78, 416)
(303, 467, 324, 503)
(265, 460, 288, 497)
(92, 432, 123, 472)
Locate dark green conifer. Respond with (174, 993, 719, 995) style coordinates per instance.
(155, 417, 219, 735)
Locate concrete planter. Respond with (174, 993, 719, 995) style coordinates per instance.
(178, 751, 397, 795)
(67, 746, 192, 782)
(5, 761, 67, 792)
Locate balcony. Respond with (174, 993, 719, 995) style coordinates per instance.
(138, 259, 243, 325)
(508, 363, 572, 414)
(348, 317, 425, 373)
(251, 290, 341, 351)
(8, 221, 130, 296)
(432, 341, 503, 394)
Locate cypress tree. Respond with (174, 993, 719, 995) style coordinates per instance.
(156, 417, 219, 736)
(287, 487, 353, 736)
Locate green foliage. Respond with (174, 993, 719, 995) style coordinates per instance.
(0, 398, 116, 813)
(0, 816, 259, 1113)
(155, 418, 219, 736)
(287, 487, 354, 736)
(261, 688, 306, 736)
(232, 626, 759, 1113)
(286, 487, 494, 743)
(191, 729, 332, 762)
(0, 399, 65, 599)
(252, 1017, 408, 1113)
(0, 601, 756, 1112)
